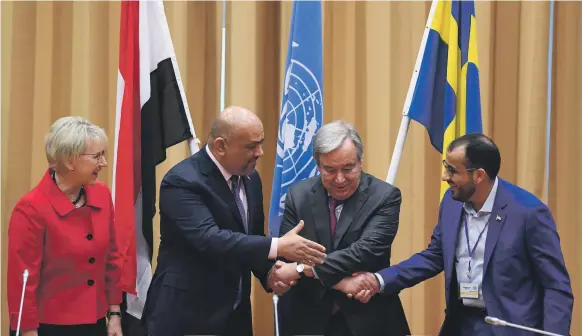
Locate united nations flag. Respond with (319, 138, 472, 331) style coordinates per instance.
(268, 0, 323, 237)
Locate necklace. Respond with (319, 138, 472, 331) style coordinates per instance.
(51, 169, 85, 205)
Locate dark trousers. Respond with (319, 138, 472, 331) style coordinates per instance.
(441, 306, 493, 336)
(10, 318, 107, 336)
(121, 292, 148, 336)
(457, 307, 493, 336)
(324, 311, 353, 336)
(223, 300, 253, 336)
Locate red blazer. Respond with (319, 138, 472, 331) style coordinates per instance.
(7, 169, 123, 330)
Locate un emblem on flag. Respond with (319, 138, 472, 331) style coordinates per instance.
(276, 58, 323, 210)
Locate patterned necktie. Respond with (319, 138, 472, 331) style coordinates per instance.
(230, 175, 245, 310)
(330, 197, 338, 237)
(230, 175, 247, 232)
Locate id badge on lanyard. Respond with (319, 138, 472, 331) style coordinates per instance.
(459, 214, 487, 299)
(463, 214, 488, 279)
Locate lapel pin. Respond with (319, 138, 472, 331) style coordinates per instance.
(496, 215, 502, 222)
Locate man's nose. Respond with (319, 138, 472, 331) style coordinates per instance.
(255, 144, 264, 157)
(441, 170, 450, 182)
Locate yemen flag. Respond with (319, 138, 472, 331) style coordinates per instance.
(112, 0, 199, 327)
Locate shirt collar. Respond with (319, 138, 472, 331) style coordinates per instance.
(205, 145, 233, 183)
(463, 177, 498, 216)
(326, 191, 346, 206)
(38, 169, 104, 216)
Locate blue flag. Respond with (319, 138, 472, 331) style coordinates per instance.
(268, 0, 323, 237)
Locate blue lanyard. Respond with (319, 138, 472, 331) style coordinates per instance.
(464, 213, 488, 277)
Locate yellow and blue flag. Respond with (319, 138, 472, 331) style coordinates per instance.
(406, 0, 483, 198)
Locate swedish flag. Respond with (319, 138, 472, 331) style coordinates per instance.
(406, 0, 483, 198)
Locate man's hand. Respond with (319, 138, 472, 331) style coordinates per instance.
(333, 272, 380, 303)
(351, 272, 380, 303)
(268, 261, 300, 296)
(278, 221, 327, 266)
(303, 264, 314, 278)
(333, 274, 371, 295)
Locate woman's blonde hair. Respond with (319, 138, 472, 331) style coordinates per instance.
(45, 116, 108, 167)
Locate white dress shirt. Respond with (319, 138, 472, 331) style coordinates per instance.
(376, 178, 500, 297)
(206, 146, 278, 259)
(455, 177, 498, 308)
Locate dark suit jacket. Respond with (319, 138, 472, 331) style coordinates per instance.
(378, 179, 573, 336)
(277, 172, 410, 336)
(142, 147, 274, 336)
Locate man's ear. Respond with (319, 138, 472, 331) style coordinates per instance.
(476, 168, 487, 184)
(214, 138, 227, 156)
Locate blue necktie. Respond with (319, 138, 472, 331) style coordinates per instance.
(230, 175, 246, 309)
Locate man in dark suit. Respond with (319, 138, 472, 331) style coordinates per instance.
(142, 106, 327, 336)
(271, 120, 410, 336)
(356, 133, 573, 335)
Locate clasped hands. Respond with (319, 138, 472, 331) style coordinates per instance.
(333, 272, 380, 303)
(267, 261, 380, 303)
(267, 261, 302, 295)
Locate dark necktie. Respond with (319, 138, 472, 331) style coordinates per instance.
(230, 175, 247, 232)
(330, 198, 338, 237)
(230, 175, 245, 310)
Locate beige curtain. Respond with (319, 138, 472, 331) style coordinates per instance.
(2, 1, 581, 335)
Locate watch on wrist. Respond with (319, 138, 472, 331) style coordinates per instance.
(296, 263, 305, 275)
(107, 311, 122, 319)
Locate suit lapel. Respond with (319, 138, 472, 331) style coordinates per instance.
(199, 147, 246, 232)
(333, 184, 368, 248)
(441, 199, 464, 289)
(206, 173, 246, 232)
(483, 184, 509, 274)
(241, 176, 252, 234)
(310, 181, 332, 251)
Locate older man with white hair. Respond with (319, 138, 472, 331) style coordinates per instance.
(7, 116, 123, 336)
(271, 120, 410, 336)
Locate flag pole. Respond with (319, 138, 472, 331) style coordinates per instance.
(386, 0, 439, 185)
(543, 0, 555, 205)
(220, 0, 227, 113)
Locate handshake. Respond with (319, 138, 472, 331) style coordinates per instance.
(267, 261, 381, 304)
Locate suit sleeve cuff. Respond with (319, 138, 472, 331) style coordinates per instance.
(11, 310, 38, 331)
(374, 273, 385, 292)
(311, 265, 329, 287)
(268, 238, 278, 259)
(312, 266, 320, 279)
(106, 287, 123, 305)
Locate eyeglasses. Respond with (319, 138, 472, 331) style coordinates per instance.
(81, 151, 106, 162)
(442, 160, 476, 177)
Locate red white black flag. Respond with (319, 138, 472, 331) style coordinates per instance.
(113, 0, 198, 328)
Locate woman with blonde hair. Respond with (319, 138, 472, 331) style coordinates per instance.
(7, 116, 123, 336)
